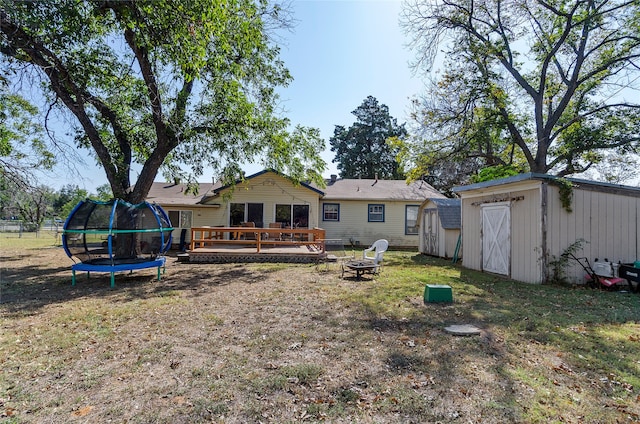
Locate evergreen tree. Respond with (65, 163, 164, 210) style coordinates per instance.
(330, 96, 406, 179)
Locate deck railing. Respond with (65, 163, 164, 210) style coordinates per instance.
(189, 227, 327, 253)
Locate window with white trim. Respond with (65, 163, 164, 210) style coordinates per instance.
(368, 204, 385, 222)
(405, 205, 419, 235)
(323, 203, 340, 221)
(168, 210, 193, 229)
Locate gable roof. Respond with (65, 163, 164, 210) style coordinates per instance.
(322, 178, 444, 201)
(214, 169, 325, 196)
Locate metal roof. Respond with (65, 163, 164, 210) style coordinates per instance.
(453, 172, 640, 197)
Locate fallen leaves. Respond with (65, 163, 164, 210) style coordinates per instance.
(71, 405, 93, 417)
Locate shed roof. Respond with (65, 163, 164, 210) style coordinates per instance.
(421, 198, 461, 229)
(429, 198, 461, 229)
(453, 173, 640, 197)
(322, 178, 444, 201)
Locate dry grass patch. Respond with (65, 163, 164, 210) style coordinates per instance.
(1, 236, 639, 423)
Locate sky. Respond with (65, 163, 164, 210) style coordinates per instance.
(42, 0, 426, 193)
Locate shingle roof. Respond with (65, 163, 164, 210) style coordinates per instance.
(145, 182, 221, 206)
(428, 198, 461, 229)
(145, 172, 446, 205)
(322, 178, 445, 201)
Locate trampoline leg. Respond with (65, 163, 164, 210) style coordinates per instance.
(86, 271, 90, 280)
(110, 272, 115, 288)
(72, 270, 76, 286)
(157, 266, 161, 281)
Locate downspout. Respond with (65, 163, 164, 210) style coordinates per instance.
(540, 182, 548, 283)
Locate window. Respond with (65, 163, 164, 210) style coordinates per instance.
(405, 205, 419, 235)
(168, 210, 193, 229)
(368, 204, 385, 222)
(323, 203, 340, 221)
(230, 203, 264, 227)
(276, 204, 309, 227)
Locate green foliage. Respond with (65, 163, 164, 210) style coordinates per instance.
(548, 238, 588, 284)
(0, 87, 54, 187)
(471, 165, 521, 183)
(402, 0, 640, 181)
(551, 178, 574, 213)
(1, 0, 325, 203)
(330, 96, 407, 179)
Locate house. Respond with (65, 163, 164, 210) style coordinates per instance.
(146, 170, 445, 249)
(417, 198, 461, 259)
(319, 175, 446, 248)
(453, 173, 640, 284)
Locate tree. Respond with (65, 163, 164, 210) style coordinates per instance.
(330, 96, 407, 179)
(52, 184, 89, 218)
(0, 86, 54, 188)
(0, 0, 326, 204)
(401, 0, 640, 181)
(14, 184, 55, 230)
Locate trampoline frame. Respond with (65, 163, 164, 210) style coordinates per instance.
(71, 257, 166, 288)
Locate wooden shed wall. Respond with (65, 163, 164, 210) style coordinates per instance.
(442, 229, 461, 259)
(460, 184, 542, 283)
(417, 199, 461, 258)
(546, 183, 640, 284)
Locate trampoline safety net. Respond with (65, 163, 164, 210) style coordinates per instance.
(62, 199, 173, 264)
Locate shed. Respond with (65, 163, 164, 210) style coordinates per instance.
(453, 173, 640, 284)
(418, 198, 461, 259)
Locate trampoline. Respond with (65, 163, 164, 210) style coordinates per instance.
(62, 199, 173, 287)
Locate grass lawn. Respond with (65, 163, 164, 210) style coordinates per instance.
(1, 234, 639, 423)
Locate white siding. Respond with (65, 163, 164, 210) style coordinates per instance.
(164, 206, 223, 243)
(216, 173, 321, 228)
(320, 200, 420, 248)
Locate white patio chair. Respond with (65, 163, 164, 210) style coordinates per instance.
(362, 239, 389, 273)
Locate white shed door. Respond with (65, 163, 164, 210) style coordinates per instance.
(422, 208, 439, 256)
(481, 203, 510, 275)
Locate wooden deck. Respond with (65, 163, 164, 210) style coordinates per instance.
(185, 227, 330, 263)
(187, 243, 326, 263)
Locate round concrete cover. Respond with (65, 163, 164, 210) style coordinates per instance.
(444, 324, 482, 336)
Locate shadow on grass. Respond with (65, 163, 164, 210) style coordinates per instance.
(336, 252, 639, 421)
(0, 255, 286, 316)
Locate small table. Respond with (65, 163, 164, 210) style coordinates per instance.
(342, 260, 377, 280)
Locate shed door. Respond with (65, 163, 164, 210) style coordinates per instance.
(423, 208, 438, 256)
(481, 203, 510, 275)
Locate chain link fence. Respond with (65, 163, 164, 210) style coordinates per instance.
(0, 219, 63, 237)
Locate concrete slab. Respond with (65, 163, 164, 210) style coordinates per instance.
(444, 324, 482, 336)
